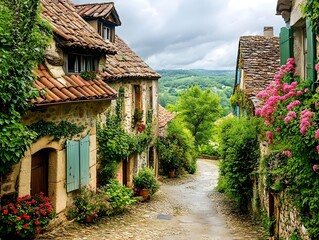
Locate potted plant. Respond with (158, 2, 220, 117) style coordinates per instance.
(133, 167, 158, 201)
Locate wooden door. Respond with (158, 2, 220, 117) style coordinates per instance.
(31, 149, 49, 196)
(122, 159, 128, 186)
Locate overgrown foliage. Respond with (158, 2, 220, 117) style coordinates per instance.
(301, 0, 319, 33)
(97, 88, 153, 184)
(169, 85, 222, 146)
(255, 58, 319, 237)
(28, 120, 85, 140)
(133, 167, 159, 194)
(156, 118, 197, 175)
(0, 0, 52, 176)
(67, 181, 136, 222)
(217, 117, 261, 212)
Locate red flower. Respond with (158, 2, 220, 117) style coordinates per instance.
(23, 224, 28, 229)
(16, 230, 20, 235)
(16, 216, 21, 221)
(34, 219, 39, 225)
(3, 209, 8, 215)
(23, 214, 30, 221)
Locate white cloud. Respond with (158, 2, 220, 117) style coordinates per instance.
(73, 0, 285, 70)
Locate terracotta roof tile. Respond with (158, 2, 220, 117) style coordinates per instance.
(33, 65, 117, 105)
(158, 105, 175, 137)
(75, 3, 121, 25)
(40, 0, 116, 54)
(101, 35, 160, 80)
(238, 35, 280, 97)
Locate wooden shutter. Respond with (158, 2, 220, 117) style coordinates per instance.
(279, 27, 293, 65)
(235, 105, 240, 117)
(306, 19, 316, 85)
(80, 135, 90, 186)
(66, 140, 80, 192)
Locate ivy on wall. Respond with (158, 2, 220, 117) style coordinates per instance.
(301, 0, 319, 33)
(230, 86, 254, 116)
(97, 87, 153, 185)
(0, 1, 52, 176)
(28, 120, 85, 140)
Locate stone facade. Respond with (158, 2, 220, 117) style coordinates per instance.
(1, 100, 111, 213)
(104, 79, 159, 186)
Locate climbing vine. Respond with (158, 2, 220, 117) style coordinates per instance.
(97, 87, 153, 184)
(301, 0, 319, 33)
(28, 120, 85, 140)
(0, 1, 52, 176)
(230, 86, 254, 116)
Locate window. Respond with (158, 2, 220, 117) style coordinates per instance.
(103, 26, 111, 41)
(67, 54, 97, 73)
(66, 135, 90, 192)
(134, 85, 142, 109)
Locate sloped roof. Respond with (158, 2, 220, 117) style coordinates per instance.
(237, 35, 280, 97)
(32, 65, 117, 105)
(75, 2, 121, 26)
(40, 0, 116, 54)
(158, 105, 175, 137)
(100, 35, 161, 80)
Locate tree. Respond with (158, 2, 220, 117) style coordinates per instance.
(0, 0, 52, 175)
(169, 85, 222, 146)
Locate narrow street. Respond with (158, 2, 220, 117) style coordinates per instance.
(39, 159, 267, 240)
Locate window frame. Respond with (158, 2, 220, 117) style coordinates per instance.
(65, 53, 98, 74)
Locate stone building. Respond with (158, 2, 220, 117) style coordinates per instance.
(233, 27, 280, 117)
(12, 0, 118, 214)
(75, 3, 161, 185)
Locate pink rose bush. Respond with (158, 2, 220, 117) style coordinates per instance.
(255, 58, 319, 162)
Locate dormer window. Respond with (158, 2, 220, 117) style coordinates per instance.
(66, 53, 98, 74)
(103, 26, 111, 41)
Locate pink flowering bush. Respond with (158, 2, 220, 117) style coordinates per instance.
(0, 193, 55, 239)
(255, 58, 319, 157)
(256, 58, 319, 237)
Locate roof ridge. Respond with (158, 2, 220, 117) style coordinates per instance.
(75, 2, 114, 6)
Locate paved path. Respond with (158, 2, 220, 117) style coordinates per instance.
(160, 159, 233, 239)
(39, 159, 267, 240)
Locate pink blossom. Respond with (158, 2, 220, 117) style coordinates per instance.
(315, 63, 319, 72)
(287, 111, 297, 118)
(304, 88, 309, 93)
(284, 116, 292, 123)
(316, 145, 319, 152)
(282, 150, 292, 157)
(276, 128, 281, 132)
(313, 164, 318, 172)
(315, 129, 319, 140)
(266, 131, 273, 144)
(255, 108, 261, 116)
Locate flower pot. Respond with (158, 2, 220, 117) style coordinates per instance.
(84, 215, 95, 223)
(140, 189, 150, 201)
(169, 170, 175, 178)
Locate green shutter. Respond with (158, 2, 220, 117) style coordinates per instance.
(279, 27, 293, 65)
(306, 19, 316, 86)
(80, 135, 90, 186)
(66, 140, 80, 192)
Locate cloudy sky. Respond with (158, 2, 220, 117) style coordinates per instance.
(74, 0, 285, 70)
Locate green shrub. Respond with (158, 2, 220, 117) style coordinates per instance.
(133, 167, 159, 194)
(100, 180, 136, 215)
(218, 117, 261, 212)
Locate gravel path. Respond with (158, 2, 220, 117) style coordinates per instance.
(39, 159, 268, 240)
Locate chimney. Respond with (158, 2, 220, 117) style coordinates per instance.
(264, 26, 274, 36)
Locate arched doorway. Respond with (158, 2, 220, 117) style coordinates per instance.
(31, 149, 49, 196)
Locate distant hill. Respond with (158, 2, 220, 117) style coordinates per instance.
(157, 69, 235, 115)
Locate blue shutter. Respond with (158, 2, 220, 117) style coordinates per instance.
(243, 108, 247, 118)
(66, 140, 80, 192)
(306, 19, 316, 87)
(80, 135, 90, 186)
(235, 105, 240, 117)
(236, 69, 241, 84)
(279, 27, 293, 65)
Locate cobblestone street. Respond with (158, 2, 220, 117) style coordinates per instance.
(39, 160, 268, 240)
